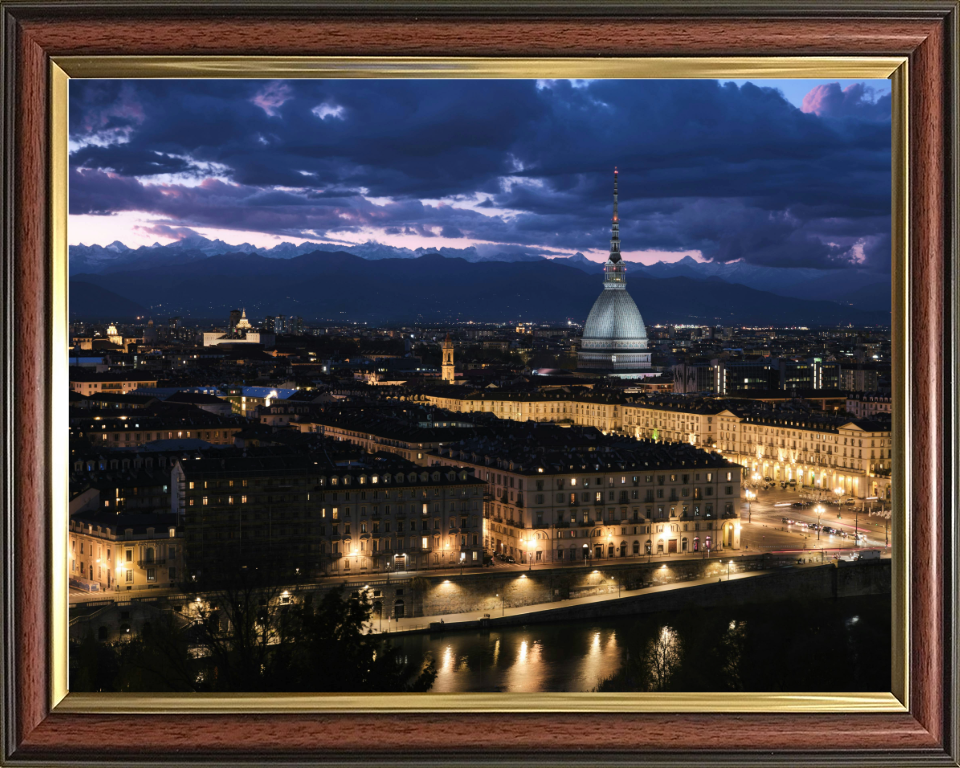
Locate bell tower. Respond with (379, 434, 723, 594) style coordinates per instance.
(441, 333, 455, 383)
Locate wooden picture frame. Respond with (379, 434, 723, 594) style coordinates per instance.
(1, 2, 957, 765)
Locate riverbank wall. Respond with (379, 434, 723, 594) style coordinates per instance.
(400, 554, 888, 619)
(426, 560, 890, 633)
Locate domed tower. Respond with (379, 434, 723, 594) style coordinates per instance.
(441, 333, 455, 383)
(577, 169, 652, 374)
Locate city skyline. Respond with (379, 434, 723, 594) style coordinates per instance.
(69, 77, 891, 272)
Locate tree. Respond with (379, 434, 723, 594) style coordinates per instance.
(267, 586, 436, 692)
(644, 624, 682, 691)
(72, 574, 436, 693)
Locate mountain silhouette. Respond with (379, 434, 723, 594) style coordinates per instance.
(70, 250, 889, 327)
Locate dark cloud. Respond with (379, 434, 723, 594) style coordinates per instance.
(69, 78, 892, 273)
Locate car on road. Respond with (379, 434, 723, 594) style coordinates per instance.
(505, 556, 516, 564)
(808, 523, 819, 529)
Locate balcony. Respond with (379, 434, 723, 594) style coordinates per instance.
(137, 559, 166, 568)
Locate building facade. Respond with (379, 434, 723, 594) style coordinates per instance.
(417, 389, 891, 500)
(171, 456, 486, 580)
(430, 441, 741, 563)
(69, 512, 183, 593)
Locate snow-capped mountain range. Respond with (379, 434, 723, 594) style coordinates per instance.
(68, 235, 891, 311)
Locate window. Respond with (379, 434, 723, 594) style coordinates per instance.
(146, 568, 156, 582)
(125, 570, 133, 582)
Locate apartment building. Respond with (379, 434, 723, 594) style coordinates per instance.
(416, 388, 890, 500)
(71, 412, 245, 448)
(171, 455, 486, 581)
(428, 427, 741, 564)
(69, 512, 183, 593)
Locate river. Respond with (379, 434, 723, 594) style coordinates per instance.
(394, 594, 891, 693)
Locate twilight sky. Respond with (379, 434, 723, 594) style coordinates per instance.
(68, 77, 892, 270)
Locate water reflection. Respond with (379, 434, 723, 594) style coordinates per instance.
(419, 624, 624, 693)
(395, 594, 890, 693)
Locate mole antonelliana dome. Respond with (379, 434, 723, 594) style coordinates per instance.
(577, 169, 652, 373)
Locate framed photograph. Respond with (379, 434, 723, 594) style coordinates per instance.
(1, 2, 957, 766)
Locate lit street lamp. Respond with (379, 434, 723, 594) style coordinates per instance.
(743, 472, 762, 524)
(727, 560, 732, 581)
(744, 489, 756, 524)
(815, 504, 824, 541)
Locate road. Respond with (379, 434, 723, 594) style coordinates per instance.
(739, 485, 890, 556)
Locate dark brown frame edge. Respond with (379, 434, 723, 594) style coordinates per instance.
(1, 2, 957, 766)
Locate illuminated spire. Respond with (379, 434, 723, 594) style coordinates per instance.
(610, 167, 621, 263)
(602, 168, 626, 290)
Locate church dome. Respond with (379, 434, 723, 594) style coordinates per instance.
(583, 290, 647, 344)
(577, 168, 652, 373)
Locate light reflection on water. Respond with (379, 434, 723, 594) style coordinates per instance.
(418, 625, 624, 693)
(393, 595, 889, 693)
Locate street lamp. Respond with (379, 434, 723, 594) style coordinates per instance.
(815, 504, 824, 541)
(583, 543, 588, 566)
(495, 591, 504, 616)
(744, 489, 755, 525)
(727, 560, 732, 581)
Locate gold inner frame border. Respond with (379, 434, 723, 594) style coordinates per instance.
(49, 55, 909, 715)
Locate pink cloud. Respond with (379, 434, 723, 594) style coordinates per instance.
(800, 82, 887, 120)
(251, 81, 293, 117)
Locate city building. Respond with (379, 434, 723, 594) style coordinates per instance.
(223, 386, 297, 417)
(840, 364, 888, 392)
(69, 512, 183, 593)
(442, 333, 455, 383)
(428, 424, 741, 563)
(171, 455, 486, 579)
(235, 308, 252, 332)
(578, 170, 652, 376)
(417, 388, 890, 499)
(69, 370, 158, 395)
(71, 412, 245, 448)
(293, 405, 487, 466)
(846, 392, 892, 419)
